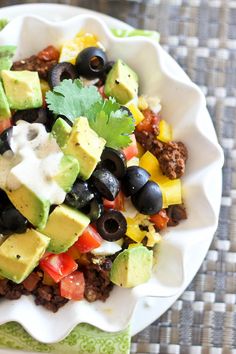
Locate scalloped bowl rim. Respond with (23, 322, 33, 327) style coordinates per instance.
(0, 14, 224, 342)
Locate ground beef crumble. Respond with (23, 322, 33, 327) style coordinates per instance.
(135, 129, 188, 179)
(11, 46, 59, 80)
(81, 257, 114, 303)
(0, 256, 114, 312)
(167, 204, 187, 226)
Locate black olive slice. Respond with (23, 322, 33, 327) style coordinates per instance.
(131, 181, 163, 215)
(48, 62, 78, 88)
(12, 108, 49, 126)
(122, 166, 150, 197)
(91, 168, 120, 201)
(80, 198, 104, 222)
(97, 210, 127, 241)
(100, 147, 127, 179)
(65, 180, 94, 209)
(76, 47, 107, 79)
(0, 127, 12, 154)
(1, 207, 28, 234)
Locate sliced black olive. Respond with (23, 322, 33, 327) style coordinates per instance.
(100, 147, 127, 179)
(131, 181, 163, 215)
(12, 108, 49, 126)
(0, 127, 12, 154)
(120, 106, 133, 117)
(0, 189, 12, 211)
(122, 166, 150, 197)
(76, 47, 108, 79)
(91, 168, 120, 201)
(80, 198, 104, 222)
(97, 210, 127, 241)
(104, 61, 115, 74)
(48, 62, 78, 89)
(1, 207, 28, 234)
(65, 180, 94, 209)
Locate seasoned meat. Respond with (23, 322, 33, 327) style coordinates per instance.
(135, 127, 188, 179)
(167, 204, 187, 226)
(12, 56, 57, 80)
(158, 141, 188, 179)
(12, 46, 60, 80)
(0, 279, 29, 300)
(33, 284, 68, 313)
(23, 272, 41, 292)
(81, 258, 113, 302)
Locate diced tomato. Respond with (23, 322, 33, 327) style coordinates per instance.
(37, 45, 60, 61)
(66, 245, 81, 260)
(74, 225, 102, 253)
(150, 209, 169, 230)
(136, 108, 160, 133)
(0, 118, 12, 134)
(60, 271, 85, 301)
(98, 85, 107, 99)
(103, 191, 125, 211)
(39, 253, 78, 283)
(122, 134, 138, 161)
(23, 272, 41, 291)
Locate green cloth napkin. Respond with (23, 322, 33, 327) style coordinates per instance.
(0, 25, 159, 354)
(0, 322, 131, 354)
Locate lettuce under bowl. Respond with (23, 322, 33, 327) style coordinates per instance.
(0, 14, 223, 343)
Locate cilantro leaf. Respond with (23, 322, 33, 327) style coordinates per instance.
(45, 79, 102, 121)
(89, 99, 135, 149)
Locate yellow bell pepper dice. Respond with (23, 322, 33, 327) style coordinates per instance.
(128, 243, 142, 249)
(127, 103, 144, 126)
(126, 217, 146, 243)
(139, 151, 158, 176)
(138, 96, 148, 110)
(157, 120, 173, 143)
(139, 151, 170, 185)
(59, 33, 99, 64)
(160, 179, 182, 208)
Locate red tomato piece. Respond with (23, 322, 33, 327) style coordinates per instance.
(39, 253, 78, 283)
(98, 85, 107, 99)
(0, 118, 12, 134)
(136, 108, 160, 133)
(74, 225, 102, 253)
(150, 209, 169, 230)
(60, 271, 85, 301)
(103, 191, 125, 211)
(37, 45, 60, 61)
(122, 134, 138, 161)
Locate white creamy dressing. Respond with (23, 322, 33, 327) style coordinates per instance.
(0, 121, 66, 205)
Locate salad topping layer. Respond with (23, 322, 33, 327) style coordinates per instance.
(0, 32, 188, 312)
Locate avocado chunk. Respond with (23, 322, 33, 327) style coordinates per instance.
(64, 117, 106, 180)
(104, 59, 139, 104)
(0, 81, 11, 119)
(51, 118, 72, 149)
(40, 204, 90, 253)
(1, 70, 42, 110)
(0, 229, 50, 283)
(110, 245, 153, 287)
(6, 185, 50, 230)
(0, 45, 16, 72)
(53, 155, 79, 192)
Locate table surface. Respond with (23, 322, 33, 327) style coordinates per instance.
(0, 0, 234, 353)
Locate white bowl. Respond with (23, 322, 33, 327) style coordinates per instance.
(0, 14, 223, 343)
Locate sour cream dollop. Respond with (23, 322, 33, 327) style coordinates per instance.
(0, 121, 66, 205)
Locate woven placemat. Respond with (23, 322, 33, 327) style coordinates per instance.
(0, 0, 233, 352)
